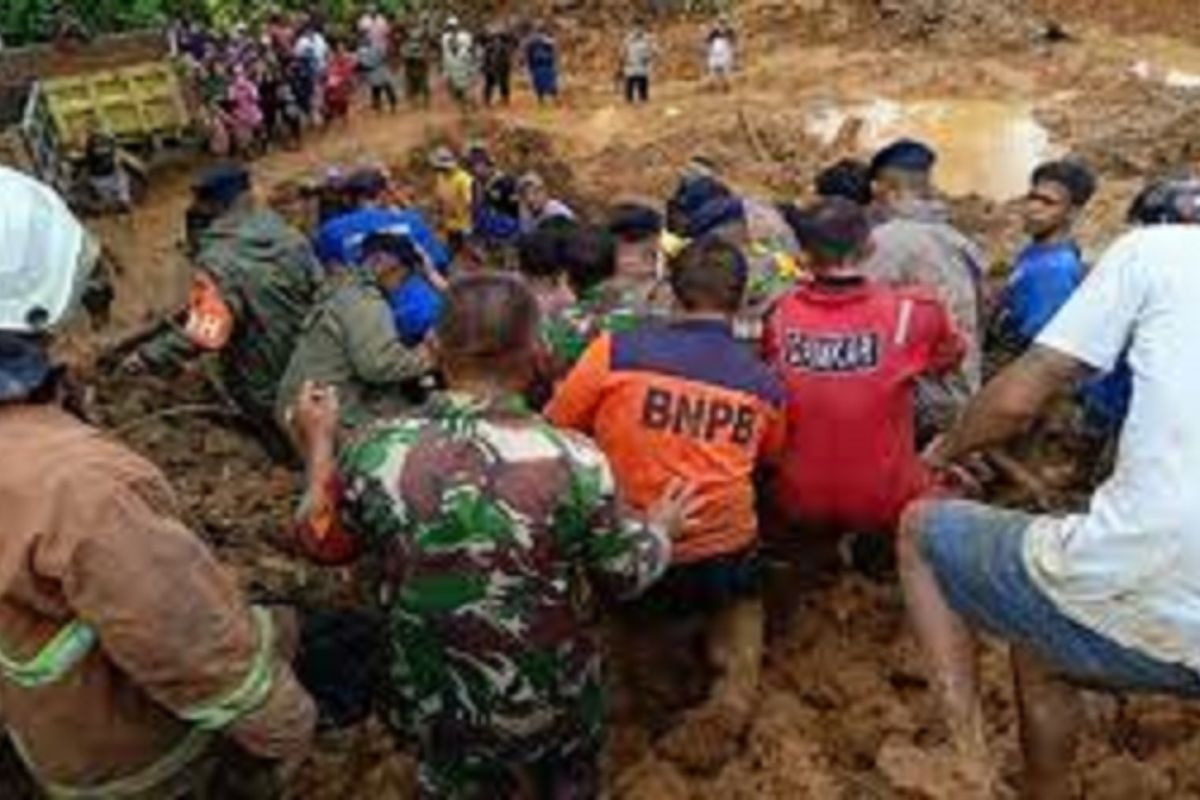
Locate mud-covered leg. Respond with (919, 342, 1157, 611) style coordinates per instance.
(1012, 645, 1081, 800)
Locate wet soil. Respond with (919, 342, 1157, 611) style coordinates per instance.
(8, 2, 1200, 797)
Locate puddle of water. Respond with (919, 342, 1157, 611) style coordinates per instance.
(806, 98, 1056, 200)
(1128, 36, 1200, 90)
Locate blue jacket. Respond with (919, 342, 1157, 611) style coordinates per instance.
(1001, 239, 1130, 434)
(314, 208, 450, 346)
(1000, 240, 1084, 345)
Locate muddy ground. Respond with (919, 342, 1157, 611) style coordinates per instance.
(7, 1, 1200, 797)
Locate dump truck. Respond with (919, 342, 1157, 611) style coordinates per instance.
(0, 31, 193, 207)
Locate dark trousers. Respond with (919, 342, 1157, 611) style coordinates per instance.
(483, 70, 511, 105)
(625, 75, 649, 103)
(370, 82, 398, 112)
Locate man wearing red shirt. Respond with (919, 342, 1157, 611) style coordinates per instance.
(765, 198, 965, 543)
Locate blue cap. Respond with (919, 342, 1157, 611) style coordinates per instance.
(870, 138, 937, 178)
(346, 168, 388, 199)
(0, 333, 52, 402)
(192, 162, 251, 205)
(686, 196, 745, 239)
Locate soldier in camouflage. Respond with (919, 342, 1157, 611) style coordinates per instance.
(292, 274, 696, 799)
(276, 232, 438, 440)
(128, 163, 323, 456)
(539, 204, 673, 380)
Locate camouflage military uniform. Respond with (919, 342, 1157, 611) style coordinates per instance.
(321, 392, 671, 798)
(276, 270, 431, 436)
(141, 207, 322, 434)
(540, 278, 672, 377)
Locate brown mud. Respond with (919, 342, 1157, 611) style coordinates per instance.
(8, 1, 1200, 797)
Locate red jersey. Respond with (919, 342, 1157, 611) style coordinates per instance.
(763, 279, 964, 534)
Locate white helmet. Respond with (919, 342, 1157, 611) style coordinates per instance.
(0, 167, 95, 333)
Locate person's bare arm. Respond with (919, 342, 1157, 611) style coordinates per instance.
(928, 345, 1092, 468)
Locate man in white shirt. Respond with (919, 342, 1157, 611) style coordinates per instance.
(901, 177, 1200, 799)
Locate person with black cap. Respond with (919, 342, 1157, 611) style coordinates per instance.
(765, 198, 965, 552)
(276, 231, 437, 439)
(540, 202, 671, 376)
(900, 174, 1200, 800)
(0, 165, 316, 799)
(127, 162, 324, 459)
(863, 138, 986, 437)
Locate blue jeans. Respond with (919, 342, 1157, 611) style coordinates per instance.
(918, 500, 1200, 696)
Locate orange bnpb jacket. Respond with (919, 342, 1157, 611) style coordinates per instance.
(547, 319, 786, 563)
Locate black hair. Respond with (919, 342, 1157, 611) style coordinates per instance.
(1031, 160, 1097, 208)
(814, 159, 873, 206)
(560, 224, 616, 296)
(361, 232, 423, 271)
(669, 237, 747, 314)
(516, 227, 566, 281)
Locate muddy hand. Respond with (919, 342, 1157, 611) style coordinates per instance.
(648, 478, 703, 540)
(292, 381, 340, 451)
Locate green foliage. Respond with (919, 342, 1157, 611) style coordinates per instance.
(0, 0, 428, 48)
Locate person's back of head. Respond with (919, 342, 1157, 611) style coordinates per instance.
(1127, 175, 1200, 226)
(815, 158, 873, 206)
(669, 236, 747, 315)
(436, 273, 540, 389)
(516, 226, 566, 284)
(559, 223, 616, 297)
(782, 197, 871, 272)
(869, 139, 937, 205)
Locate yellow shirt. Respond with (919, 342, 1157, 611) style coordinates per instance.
(435, 168, 474, 236)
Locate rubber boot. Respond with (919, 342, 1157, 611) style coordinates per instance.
(658, 596, 764, 774)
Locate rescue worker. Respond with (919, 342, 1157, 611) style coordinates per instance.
(540, 203, 671, 375)
(467, 144, 521, 246)
(993, 160, 1130, 440)
(901, 177, 1200, 799)
(862, 139, 986, 436)
(277, 232, 437, 438)
(291, 273, 696, 799)
(683, 194, 801, 337)
(764, 198, 965, 544)
(314, 167, 450, 347)
(127, 163, 323, 459)
(431, 146, 475, 255)
(0, 165, 315, 799)
(547, 237, 786, 773)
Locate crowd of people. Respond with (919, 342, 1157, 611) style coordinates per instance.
(3, 10, 1200, 800)
(168, 9, 565, 157)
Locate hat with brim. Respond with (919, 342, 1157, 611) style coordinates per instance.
(430, 147, 457, 170)
(0, 166, 91, 334)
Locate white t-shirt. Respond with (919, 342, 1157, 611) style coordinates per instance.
(1027, 225, 1200, 670)
(295, 32, 330, 73)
